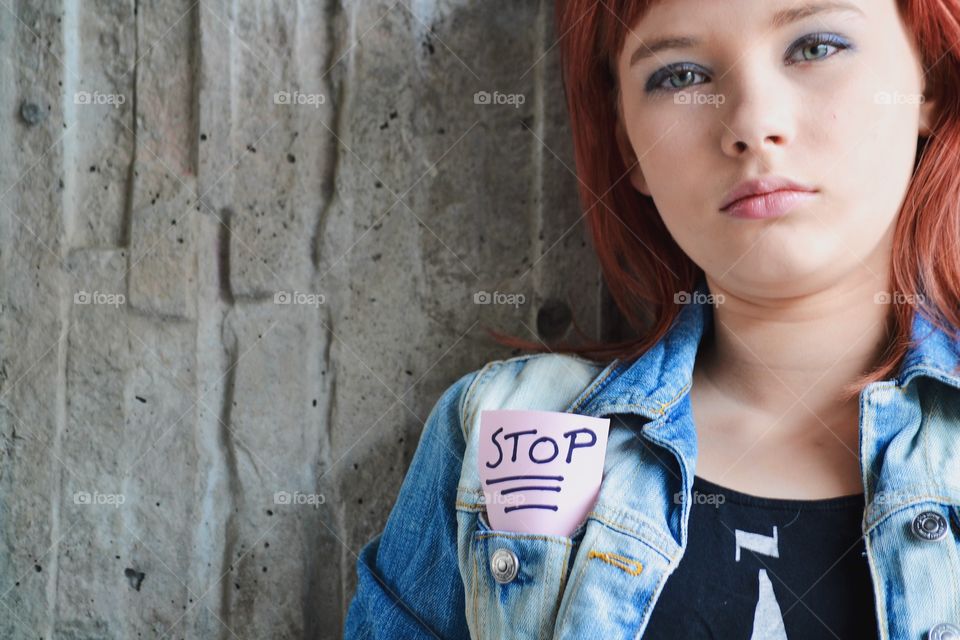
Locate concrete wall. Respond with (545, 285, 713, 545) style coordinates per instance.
(0, 0, 610, 637)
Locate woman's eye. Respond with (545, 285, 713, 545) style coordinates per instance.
(646, 66, 709, 93)
(798, 42, 834, 61)
(666, 69, 705, 89)
(786, 33, 851, 64)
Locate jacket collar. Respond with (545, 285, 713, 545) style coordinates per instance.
(899, 305, 960, 390)
(572, 276, 960, 421)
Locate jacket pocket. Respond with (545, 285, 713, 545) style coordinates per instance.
(455, 503, 586, 640)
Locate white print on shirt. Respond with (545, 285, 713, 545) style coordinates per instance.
(751, 569, 788, 640)
(735, 525, 779, 561)
(734, 526, 788, 640)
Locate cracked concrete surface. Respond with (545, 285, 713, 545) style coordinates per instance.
(0, 0, 606, 637)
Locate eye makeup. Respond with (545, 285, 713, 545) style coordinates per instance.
(642, 32, 855, 95)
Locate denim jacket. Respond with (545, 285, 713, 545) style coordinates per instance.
(345, 278, 960, 640)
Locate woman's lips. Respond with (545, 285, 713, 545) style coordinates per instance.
(720, 189, 818, 219)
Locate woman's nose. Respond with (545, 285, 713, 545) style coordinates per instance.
(719, 67, 795, 158)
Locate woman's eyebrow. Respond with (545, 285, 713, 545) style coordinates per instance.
(628, 0, 865, 67)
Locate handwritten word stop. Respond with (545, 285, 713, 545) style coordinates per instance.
(479, 409, 611, 536)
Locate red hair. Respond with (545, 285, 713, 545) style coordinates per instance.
(487, 0, 960, 401)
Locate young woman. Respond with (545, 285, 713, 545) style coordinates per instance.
(345, 0, 960, 638)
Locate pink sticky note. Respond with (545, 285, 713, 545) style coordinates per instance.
(478, 409, 610, 537)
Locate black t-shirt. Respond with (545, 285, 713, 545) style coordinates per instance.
(643, 474, 878, 639)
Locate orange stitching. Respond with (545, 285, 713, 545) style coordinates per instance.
(588, 512, 676, 560)
(647, 381, 692, 418)
(587, 550, 643, 576)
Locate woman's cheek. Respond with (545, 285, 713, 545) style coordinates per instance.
(658, 126, 714, 216)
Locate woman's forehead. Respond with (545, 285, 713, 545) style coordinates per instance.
(615, 0, 871, 58)
(625, 0, 869, 32)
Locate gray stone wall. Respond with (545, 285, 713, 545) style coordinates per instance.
(0, 0, 610, 637)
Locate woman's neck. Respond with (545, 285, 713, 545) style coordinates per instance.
(696, 272, 892, 433)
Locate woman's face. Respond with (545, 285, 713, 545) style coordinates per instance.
(615, 0, 936, 297)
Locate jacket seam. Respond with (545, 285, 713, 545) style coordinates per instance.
(588, 512, 676, 562)
(460, 353, 573, 441)
(865, 494, 960, 533)
(455, 501, 677, 562)
(863, 532, 888, 640)
(567, 359, 621, 413)
(475, 532, 574, 545)
(473, 541, 481, 638)
(557, 540, 572, 620)
(591, 380, 693, 423)
(633, 563, 674, 640)
(554, 540, 591, 633)
(459, 359, 507, 441)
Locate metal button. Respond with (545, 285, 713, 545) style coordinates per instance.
(490, 548, 519, 584)
(927, 622, 960, 640)
(912, 511, 949, 542)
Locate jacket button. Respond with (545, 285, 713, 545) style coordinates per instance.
(927, 622, 960, 640)
(490, 548, 519, 584)
(912, 511, 949, 542)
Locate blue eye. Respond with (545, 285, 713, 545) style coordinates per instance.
(786, 32, 852, 64)
(645, 64, 709, 93)
(643, 32, 853, 95)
